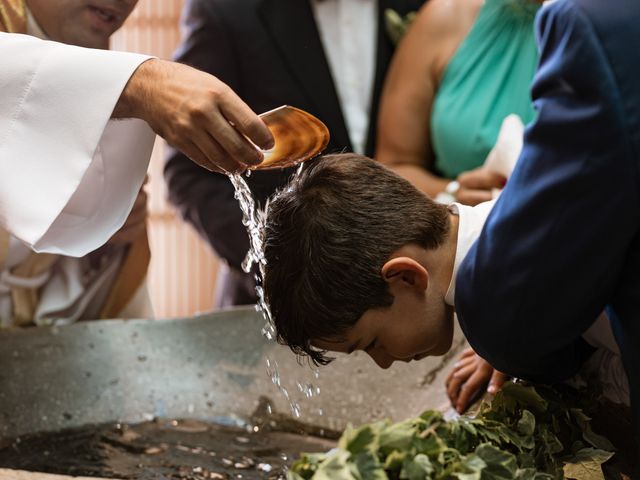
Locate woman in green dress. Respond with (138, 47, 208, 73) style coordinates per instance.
(376, 0, 541, 412)
(376, 0, 541, 205)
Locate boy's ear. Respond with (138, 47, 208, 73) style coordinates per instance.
(381, 257, 429, 291)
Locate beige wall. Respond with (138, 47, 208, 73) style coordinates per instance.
(112, 0, 221, 318)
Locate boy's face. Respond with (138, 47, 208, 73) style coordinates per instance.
(313, 251, 455, 369)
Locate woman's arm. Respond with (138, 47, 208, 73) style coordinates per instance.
(376, 0, 481, 198)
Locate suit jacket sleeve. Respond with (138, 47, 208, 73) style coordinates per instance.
(0, 33, 153, 257)
(164, 0, 250, 269)
(455, 0, 640, 382)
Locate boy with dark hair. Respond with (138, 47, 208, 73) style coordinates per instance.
(263, 153, 627, 413)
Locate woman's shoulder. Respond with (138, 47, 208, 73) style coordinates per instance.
(405, 0, 483, 78)
(412, 0, 483, 41)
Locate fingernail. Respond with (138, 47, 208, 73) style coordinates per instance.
(250, 150, 263, 165)
(487, 385, 496, 393)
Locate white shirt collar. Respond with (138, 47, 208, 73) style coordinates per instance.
(444, 200, 496, 306)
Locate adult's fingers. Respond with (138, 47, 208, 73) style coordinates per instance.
(190, 129, 244, 174)
(452, 354, 476, 372)
(447, 370, 466, 405)
(456, 188, 493, 206)
(458, 169, 506, 190)
(207, 106, 264, 167)
(453, 363, 478, 382)
(459, 347, 476, 359)
(455, 369, 490, 413)
(488, 371, 509, 394)
(178, 139, 226, 174)
(447, 363, 477, 403)
(219, 91, 274, 151)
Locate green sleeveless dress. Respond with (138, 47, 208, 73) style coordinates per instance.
(431, 0, 540, 178)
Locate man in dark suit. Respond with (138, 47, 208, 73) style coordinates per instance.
(165, 0, 424, 307)
(455, 0, 640, 464)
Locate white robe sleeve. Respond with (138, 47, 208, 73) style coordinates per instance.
(0, 32, 155, 257)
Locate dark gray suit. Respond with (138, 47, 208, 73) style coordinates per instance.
(165, 0, 425, 306)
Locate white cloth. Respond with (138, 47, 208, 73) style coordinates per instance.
(311, 0, 377, 154)
(435, 114, 524, 205)
(0, 31, 156, 323)
(445, 201, 629, 404)
(483, 114, 524, 180)
(0, 32, 155, 257)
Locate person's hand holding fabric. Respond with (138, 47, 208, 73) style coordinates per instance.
(455, 167, 507, 205)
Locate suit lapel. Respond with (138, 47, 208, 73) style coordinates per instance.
(258, 0, 351, 151)
(364, 0, 396, 156)
(365, 0, 423, 156)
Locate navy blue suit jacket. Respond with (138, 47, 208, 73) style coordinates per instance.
(455, 0, 640, 455)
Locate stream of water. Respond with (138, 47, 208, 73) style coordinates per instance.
(229, 171, 322, 421)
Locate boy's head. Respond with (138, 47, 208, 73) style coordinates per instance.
(263, 154, 456, 369)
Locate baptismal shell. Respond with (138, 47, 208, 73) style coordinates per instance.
(251, 105, 330, 170)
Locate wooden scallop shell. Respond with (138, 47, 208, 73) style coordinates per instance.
(252, 105, 330, 170)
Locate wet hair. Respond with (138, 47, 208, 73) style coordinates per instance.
(263, 154, 450, 365)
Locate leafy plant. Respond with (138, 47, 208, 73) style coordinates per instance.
(384, 9, 417, 46)
(289, 383, 614, 480)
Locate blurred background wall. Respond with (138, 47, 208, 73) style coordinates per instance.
(111, 0, 221, 318)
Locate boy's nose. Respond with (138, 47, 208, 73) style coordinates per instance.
(367, 350, 394, 369)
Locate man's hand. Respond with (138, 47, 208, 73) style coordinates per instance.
(445, 347, 509, 413)
(455, 167, 507, 205)
(114, 59, 274, 174)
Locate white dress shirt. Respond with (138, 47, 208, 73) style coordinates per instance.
(311, 0, 378, 154)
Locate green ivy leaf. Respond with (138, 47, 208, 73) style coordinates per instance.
(383, 450, 406, 471)
(399, 453, 434, 480)
(312, 450, 357, 480)
(351, 451, 387, 480)
(475, 443, 518, 479)
(570, 409, 616, 452)
(378, 419, 418, 455)
(517, 410, 536, 437)
(290, 383, 617, 480)
(383, 9, 417, 45)
(339, 423, 382, 454)
(562, 448, 614, 480)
